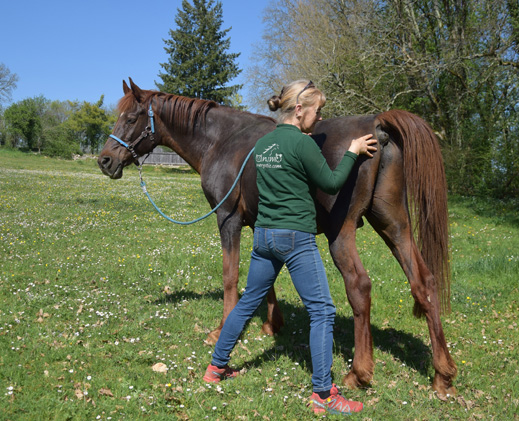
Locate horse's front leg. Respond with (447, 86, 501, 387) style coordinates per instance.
(206, 223, 241, 345)
(206, 220, 284, 344)
(328, 224, 375, 389)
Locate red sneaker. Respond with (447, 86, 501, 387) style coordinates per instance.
(203, 364, 239, 383)
(308, 384, 363, 415)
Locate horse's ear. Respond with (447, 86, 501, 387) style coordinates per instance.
(123, 80, 130, 95)
(128, 77, 144, 103)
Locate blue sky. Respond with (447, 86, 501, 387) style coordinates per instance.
(1, 0, 266, 108)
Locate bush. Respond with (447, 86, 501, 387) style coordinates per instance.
(43, 126, 81, 159)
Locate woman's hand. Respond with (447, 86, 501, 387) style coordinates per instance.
(348, 134, 378, 158)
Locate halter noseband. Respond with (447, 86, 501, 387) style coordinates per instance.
(109, 104, 156, 165)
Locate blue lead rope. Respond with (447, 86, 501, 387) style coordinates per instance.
(138, 147, 255, 225)
(110, 103, 254, 225)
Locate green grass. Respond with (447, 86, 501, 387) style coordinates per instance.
(1, 148, 518, 420)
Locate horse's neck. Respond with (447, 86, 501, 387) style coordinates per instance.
(157, 116, 215, 174)
(158, 106, 249, 174)
(159, 131, 207, 173)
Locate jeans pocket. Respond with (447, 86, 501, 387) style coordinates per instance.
(272, 232, 295, 255)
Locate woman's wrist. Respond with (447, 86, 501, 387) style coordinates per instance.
(347, 145, 360, 155)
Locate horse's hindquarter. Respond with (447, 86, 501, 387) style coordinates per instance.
(312, 115, 381, 238)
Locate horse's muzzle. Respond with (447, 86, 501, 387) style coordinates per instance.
(98, 155, 123, 179)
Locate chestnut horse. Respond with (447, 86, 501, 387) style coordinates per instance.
(98, 79, 457, 398)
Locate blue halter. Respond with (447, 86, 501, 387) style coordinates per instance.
(109, 104, 156, 164)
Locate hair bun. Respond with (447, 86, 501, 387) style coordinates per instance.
(267, 95, 281, 112)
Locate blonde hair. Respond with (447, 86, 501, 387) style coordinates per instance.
(267, 80, 326, 123)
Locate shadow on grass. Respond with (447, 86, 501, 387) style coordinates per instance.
(138, 165, 196, 176)
(249, 301, 432, 381)
(154, 290, 433, 382)
(154, 288, 224, 305)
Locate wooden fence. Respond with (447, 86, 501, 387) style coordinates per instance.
(139, 151, 187, 166)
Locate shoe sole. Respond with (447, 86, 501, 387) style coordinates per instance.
(310, 399, 360, 415)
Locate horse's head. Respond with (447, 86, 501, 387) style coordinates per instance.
(98, 78, 159, 179)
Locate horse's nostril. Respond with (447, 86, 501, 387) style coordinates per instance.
(100, 156, 112, 169)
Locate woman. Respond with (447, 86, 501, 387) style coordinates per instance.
(203, 80, 377, 415)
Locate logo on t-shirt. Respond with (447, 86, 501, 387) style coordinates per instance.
(255, 143, 283, 169)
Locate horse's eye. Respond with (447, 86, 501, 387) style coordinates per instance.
(126, 114, 137, 124)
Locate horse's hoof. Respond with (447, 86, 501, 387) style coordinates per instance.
(446, 386, 457, 396)
(261, 321, 275, 336)
(205, 329, 221, 345)
(432, 373, 457, 400)
(435, 385, 457, 401)
(342, 372, 361, 390)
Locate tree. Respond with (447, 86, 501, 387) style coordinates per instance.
(2, 95, 115, 158)
(0, 63, 18, 105)
(42, 100, 81, 159)
(246, 0, 396, 116)
(156, 0, 242, 105)
(3, 96, 47, 151)
(66, 96, 116, 154)
(381, 0, 519, 196)
(43, 124, 81, 159)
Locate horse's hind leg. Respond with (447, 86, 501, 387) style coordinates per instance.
(366, 197, 457, 399)
(262, 287, 284, 335)
(328, 223, 375, 389)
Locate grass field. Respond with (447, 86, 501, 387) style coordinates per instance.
(1, 148, 518, 420)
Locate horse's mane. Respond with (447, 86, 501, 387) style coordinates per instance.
(118, 90, 218, 135)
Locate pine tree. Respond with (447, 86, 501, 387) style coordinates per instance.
(156, 0, 242, 106)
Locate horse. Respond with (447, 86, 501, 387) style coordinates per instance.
(98, 78, 457, 399)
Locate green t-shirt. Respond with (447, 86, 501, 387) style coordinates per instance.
(254, 124, 358, 233)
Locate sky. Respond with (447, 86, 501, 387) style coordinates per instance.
(1, 0, 267, 109)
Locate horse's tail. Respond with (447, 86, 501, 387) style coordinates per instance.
(377, 109, 451, 314)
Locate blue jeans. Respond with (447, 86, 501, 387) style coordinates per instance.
(211, 227, 336, 392)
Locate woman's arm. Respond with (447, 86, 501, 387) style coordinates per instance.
(300, 134, 377, 194)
